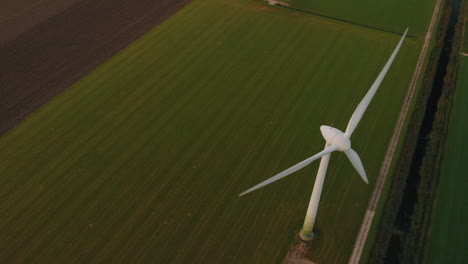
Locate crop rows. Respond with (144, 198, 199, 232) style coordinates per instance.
(0, 0, 423, 263)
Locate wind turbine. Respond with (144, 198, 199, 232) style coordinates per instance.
(239, 28, 408, 241)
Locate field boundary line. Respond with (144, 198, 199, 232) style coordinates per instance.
(347, 0, 445, 262)
(254, 0, 417, 38)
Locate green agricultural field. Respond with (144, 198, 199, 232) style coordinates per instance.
(284, 0, 437, 37)
(424, 57, 468, 264)
(0, 0, 422, 263)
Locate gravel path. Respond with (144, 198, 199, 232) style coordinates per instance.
(283, 240, 316, 264)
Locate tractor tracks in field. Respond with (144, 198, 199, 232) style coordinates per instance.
(348, 0, 445, 262)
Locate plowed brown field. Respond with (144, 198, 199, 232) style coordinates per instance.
(0, 0, 191, 135)
(0, 0, 81, 45)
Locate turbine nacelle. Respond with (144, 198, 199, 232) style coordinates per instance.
(239, 27, 409, 198)
(320, 125, 351, 151)
(239, 27, 409, 241)
(238, 124, 369, 196)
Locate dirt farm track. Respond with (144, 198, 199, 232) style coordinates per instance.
(0, 0, 192, 136)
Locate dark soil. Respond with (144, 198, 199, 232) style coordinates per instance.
(0, 0, 81, 45)
(0, 0, 192, 136)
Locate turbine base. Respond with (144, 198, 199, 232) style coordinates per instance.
(299, 229, 314, 241)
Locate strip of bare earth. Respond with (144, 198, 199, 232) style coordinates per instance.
(347, 0, 444, 263)
(0, 0, 192, 136)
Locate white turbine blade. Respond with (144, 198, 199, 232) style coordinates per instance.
(239, 145, 338, 197)
(344, 148, 368, 184)
(344, 28, 408, 138)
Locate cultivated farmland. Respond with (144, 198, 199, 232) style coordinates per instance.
(0, 0, 80, 44)
(0, 0, 192, 135)
(285, 0, 437, 37)
(1, 0, 423, 263)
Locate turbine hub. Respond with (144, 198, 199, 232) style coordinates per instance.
(320, 125, 351, 151)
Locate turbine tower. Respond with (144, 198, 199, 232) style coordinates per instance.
(239, 28, 408, 241)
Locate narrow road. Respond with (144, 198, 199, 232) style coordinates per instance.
(348, 0, 445, 262)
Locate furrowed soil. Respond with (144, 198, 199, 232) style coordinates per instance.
(0, 0, 81, 45)
(0, 0, 192, 136)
